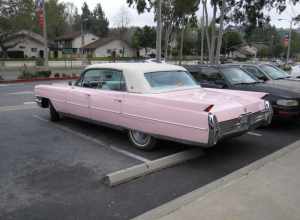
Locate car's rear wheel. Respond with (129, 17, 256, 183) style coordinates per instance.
(49, 101, 60, 122)
(128, 130, 157, 150)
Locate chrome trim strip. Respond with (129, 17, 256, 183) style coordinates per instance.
(90, 106, 121, 114)
(123, 112, 207, 131)
(66, 101, 88, 108)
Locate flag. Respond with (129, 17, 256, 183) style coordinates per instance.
(283, 34, 289, 47)
(35, 0, 45, 29)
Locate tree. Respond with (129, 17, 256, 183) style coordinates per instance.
(131, 26, 156, 56)
(221, 31, 243, 55)
(127, 0, 199, 61)
(73, 2, 109, 37)
(64, 2, 77, 32)
(45, 0, 68, 40)
(0, 0, 19, 18)
(91, 3, 109, 37)
(114, 5, 131, 29)
(0, 0, 37, 57)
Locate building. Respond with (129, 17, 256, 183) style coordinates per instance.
(82, 37, 135, 58)
(53, 31, 99, 58)
(0, 30, 45, 58)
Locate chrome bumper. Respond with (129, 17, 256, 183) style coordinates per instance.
(35, 96, 42, 107)
(207, 101, 273, 147)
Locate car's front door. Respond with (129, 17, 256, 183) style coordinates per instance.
(88, 69, 126, 126)
(67, 69, 102, 119)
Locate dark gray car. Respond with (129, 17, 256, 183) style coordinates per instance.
(184, 65, 300, 119)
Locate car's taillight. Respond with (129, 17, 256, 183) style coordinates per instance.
(204, 105, 214, 112)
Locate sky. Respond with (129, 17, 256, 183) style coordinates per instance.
(65, 0, 300, 29)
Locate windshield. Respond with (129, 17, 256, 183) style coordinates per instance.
(144, 71, 198, 90)
(220, 67, 258, 85)
(260, 65, 290, 80)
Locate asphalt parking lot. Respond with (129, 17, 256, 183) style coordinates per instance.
(1, 81, 300, 220)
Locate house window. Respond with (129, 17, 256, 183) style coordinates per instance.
(119, 49, 123, 54)
(107, 49, 111, 54)
(31, 48, 37, 52)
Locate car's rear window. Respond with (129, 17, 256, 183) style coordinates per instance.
(144, 71, 198, 90)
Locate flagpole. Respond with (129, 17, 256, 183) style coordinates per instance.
(42, 1, 48, 67)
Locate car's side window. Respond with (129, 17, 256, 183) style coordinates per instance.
(202, 68, 225, 85)
(243, 66, 268, 81)
(190, 70, 208, 83)
(76, 69, 126, 91)
(82, 69, 102, 88)
(97, 69, 126, 91)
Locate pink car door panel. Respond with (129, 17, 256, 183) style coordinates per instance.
(86, 69, 126, 125)
(66, 69, 104, 118)
(67, 86, 91, 118)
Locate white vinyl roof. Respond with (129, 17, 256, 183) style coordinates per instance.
(85, 62, 188, 93)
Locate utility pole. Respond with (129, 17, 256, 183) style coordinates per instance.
(286, 19, 293, 64)
(200, 2, 204, 64)
(80, 18, 88, 66)
(156, 0, 162, 62)
(42, 1, 48, 68)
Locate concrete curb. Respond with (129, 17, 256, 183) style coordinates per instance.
(104, 149, 204, 187)
(0, 76, 79, 84)
(132, 139, 300, 220)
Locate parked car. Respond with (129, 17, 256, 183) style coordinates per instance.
(184, 65, 300, 119)
(291, 65, 300, 79)
(230, 63, 300, 82)
(35, 63, 272, 150)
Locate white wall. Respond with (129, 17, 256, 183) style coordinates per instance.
(5, 37, 44, 58)
(72, 33, 99, 48)
(94, 40, 135, 57)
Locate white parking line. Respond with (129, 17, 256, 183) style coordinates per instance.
(8, 91, 34, 95)
(0, 104, 37, 112)
(24, 101, 36, 105)
(32, 114, 150, 163)
(0, 83, 25, 87)
(110, 145, 151, 163)
(247, 132, 262, 137)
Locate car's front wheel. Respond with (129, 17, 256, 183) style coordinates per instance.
(49, 101, 60, 122)
(128, 130, 157, 150)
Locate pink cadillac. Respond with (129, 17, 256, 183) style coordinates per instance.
(35, 63, 273, 150)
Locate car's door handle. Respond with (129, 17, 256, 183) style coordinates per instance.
(113, 99, 122, 103)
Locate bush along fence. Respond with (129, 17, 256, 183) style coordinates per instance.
(0, 68, 79, 84)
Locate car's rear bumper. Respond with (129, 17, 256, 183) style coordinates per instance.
(206, 102, 273, 147)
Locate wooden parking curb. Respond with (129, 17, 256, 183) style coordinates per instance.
(103, 149, 204, 187)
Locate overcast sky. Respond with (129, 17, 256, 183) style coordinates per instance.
(65, 0, 300, 29)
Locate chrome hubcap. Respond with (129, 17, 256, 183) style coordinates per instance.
(131, 131, 151, 146)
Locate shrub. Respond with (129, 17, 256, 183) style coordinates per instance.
(18, 69, 34, 79)
(36, 58, 44, 66)
(54, 73, 60, 78)
(34, 70, 52, 78)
